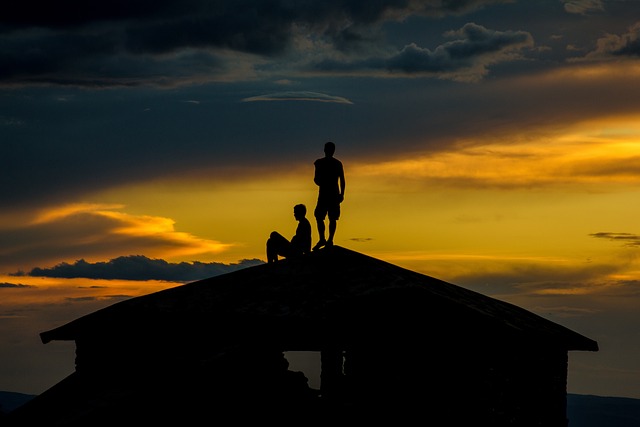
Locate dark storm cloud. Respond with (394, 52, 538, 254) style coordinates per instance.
(0, 27, 226, 86)
(1, 0, 507, 31)
(19, 255, 264, 282)
(391, 22, 533, 72)
(0, 0, 511, 87)
(311, 23, 533, 80)
(600, 22, 640, 57)
(0, 0, 184, 29)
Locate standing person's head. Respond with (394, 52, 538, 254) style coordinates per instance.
(294, 204, 306, 219)
(324, 141, 336, 157)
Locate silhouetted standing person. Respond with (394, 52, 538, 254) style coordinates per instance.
(312, 141, 345, 251)
(267, 204, 312, 263)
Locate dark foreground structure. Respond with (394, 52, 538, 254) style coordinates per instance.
(8, 246, 598, 426)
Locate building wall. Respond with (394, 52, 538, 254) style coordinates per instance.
(332, 343, 569, 426)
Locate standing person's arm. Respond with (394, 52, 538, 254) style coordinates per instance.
(314, 159, 321, 186)
(338, 164, 345, 202)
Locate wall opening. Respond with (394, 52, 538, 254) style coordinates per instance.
(284, 351, 321, 390)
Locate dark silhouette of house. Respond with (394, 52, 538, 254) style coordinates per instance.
(7, 246, 598, 426)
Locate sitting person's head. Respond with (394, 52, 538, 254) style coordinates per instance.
(294, 204, 306, 218)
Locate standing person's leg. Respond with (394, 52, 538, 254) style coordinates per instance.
(313, 219, 326, 250)
(327, 219, 336, 246)
(326, 200, 341, 246)
(313, 202, 327, 250)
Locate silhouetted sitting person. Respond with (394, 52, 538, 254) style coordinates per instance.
(267, 204, 312, 263)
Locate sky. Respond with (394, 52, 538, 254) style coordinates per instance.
(2, 0, 640, 399)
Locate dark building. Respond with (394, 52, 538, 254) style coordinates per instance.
(8, 246, 598, 426)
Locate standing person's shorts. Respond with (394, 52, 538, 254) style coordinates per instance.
(314, 195, 341, 221)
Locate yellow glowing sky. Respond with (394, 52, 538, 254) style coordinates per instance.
(68, 113, 640, 294)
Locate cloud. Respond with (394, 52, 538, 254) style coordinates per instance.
(309, 23, 534, 81)
(450, 260, 638, 299)
(351, 119, 640, 189)
(589, 232, 640, 247)
(242, 91, 353, 104)
(20, 255, 264, 282)
(561, 0, 604, 15)
(0, 203, 235, 273)
(594, 22, 640, 57)
(1, 1, 510, 34)
(66, 295, 132, 302)
(575, 21, 640, 61)
(0, 0, 515, 87)
(0, 116, 25, 127)
(0, 282, 32, 288)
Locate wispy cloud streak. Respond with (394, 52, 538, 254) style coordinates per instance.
(242, 91, 353, 104)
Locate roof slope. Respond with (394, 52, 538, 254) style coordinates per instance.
(40, 246, 598, 352)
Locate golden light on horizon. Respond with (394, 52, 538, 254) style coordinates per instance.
(0, 274, 181, 306)
(350, 114, 640, 189)
(9, 112, 640, 282)
(555, 60, 640, 80)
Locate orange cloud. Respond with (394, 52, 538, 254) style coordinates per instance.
(1, 204, 234, 273)
(30, 203, 125, 225)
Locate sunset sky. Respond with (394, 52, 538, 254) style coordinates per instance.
(2, 0, 640, 399)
